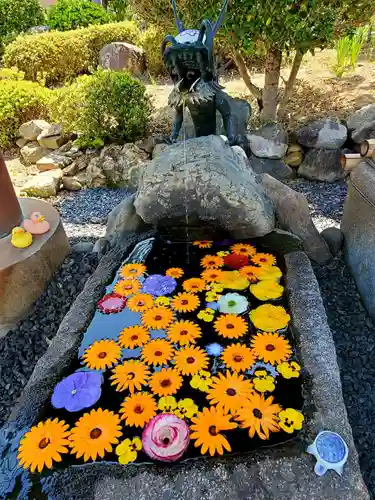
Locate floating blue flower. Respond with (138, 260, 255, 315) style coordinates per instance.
(247, 361, 278, 378)
(142, 274, 177, 297)
(206, 301, 219, 310)
(51, 372, 103, 412)
(206, 343, 224, 357)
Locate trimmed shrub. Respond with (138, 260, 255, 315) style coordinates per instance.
(0, 67, 24, 80)
(0, 80, 51, 148)
(140, 25, 166, 76)
(47, 0, 111, 31)
(4, 21, 141, 84)
(50, 69, 152, 148)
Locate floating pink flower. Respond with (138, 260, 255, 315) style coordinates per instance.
(97, 293, 127, 314)
(142, 414, 190, 462)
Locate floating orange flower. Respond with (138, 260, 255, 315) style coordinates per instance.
(18, 418, 70, 473)
(167, 320, 202, 345)
(239, 265, 262, 283)
(149, 368, 183, 396)
(193, 240, 212, 248)
(183, 278, 206, 293)
(252, 253, 277, 267)
(201, 268, 225, 282)
(171, 292, 200, 312)
(206, 371, 254, 414)
(250, 304, 290, 331)
(141, 339, 174, 366)
(118, 325, 150, 349)
(190, 406, 237, 456)
(142, 306, 174, 330)
(230, 243, 257, 256)
(221, 344, 256, 372)
(166, 267, 184, 279)
(69, 408, 122, 461)
(110, 360, 150, 393)
(120, 392, 157, 427)
(214, 314, 248, 339)
(235, 393, 281, 440)
(251, 332, 292, 365)
(82, 339, 122, 370)
(127, 293, 154, 312)
(174, 346, 209, 375)
(120, 263, 146, 278)
(114, 278, 141, 297)
(201, 255, 224, 269)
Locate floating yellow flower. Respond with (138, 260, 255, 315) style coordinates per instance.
(166, 267, 184, 279)
(82, 339, 122, 370)
(175, 398, 199, 419)
(277, 361, 301, 379)
(230, 243, 256, 256)
(218, 271, 249, 291)
(217, 251, 230, 257)
(210, 283, 224, 293)
(190, 370, 212, 392)
(120, 263, 146, 278)
(193, 240, 212, 248)
(174, 346, 209, 375)
(171, 292, 200, 312)
(221, 344, 256, 372)
(235, 393, 281, 440)
(201, 255, 224, 269)
(183, 278, 206, 293)
(205, 292, 221, 303)
(127, 293, 154, 312)
(69, 408, 122, 461)
(167, 320, 202, 345)
(158, 396, 178, 412)
(142, 306, 174, 330)
(120, 392, 157, 427)
(253, 369, 276, 393)
(114, 278, 141, 297)
(116, 437, 142, 464)
(155, 296, 171, 307)
(142, 339, 174, 366)
(110, 360, 150, 393)
(118, 325, 150, 349)
(207, 371, 254, 414)
(252, 253, 277, 267)
(197, 309, 215, 322)
(190, 406, 237, 456)
(256, 266, 283, 282)
(149, 368, 183, 396)
(251, 332, 292, 365)
(214, 314, 248, 339)
(18, 418, 70, 473)
(250, 280, 284, 301)
(201, 268, 225, 282)
(278, 408, 304, 433)
(250, 304, 290, 331)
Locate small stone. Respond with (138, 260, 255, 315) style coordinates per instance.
(152, 143, 170, 158)
(62, 176, 82, 191)
(284, 150, 303, 167)
(346, 104, 375, 131)
(320, 227, 344, 255)
(62, 162, 79, 177)
(20, 142, 50, 165)
(58, 140, 74, 154)
(295, 119, 347, 149)
(20, 169, 63, 198)
(19, 119, 50, 141)
(37, 154, 73, 172)
(75, 171, 88, 186)
(250, 156, 295, 181)
(72, 241, 94, 253)
(136, 136, 157, 155)
(247, 123, 288, 159)
(37, 123, 62, 139)
(298, 149, 346, 183)
(86, 158, 107, 188)
(16, 138, 28, 149)
(38, 135, 69, 150)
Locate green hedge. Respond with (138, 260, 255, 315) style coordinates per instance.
(4, 21, 141, 84)
(50, 69, 152, 148)
(47, 0, 111, 31)
(140, 25, 166, 76)
(0, 80, 51, 148)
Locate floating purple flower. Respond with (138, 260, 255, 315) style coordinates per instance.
(206, 301, 220, 311)
(142, 274, 177, 297)
(51, 372, 103, 412)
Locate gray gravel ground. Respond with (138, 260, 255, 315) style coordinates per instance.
(1, 181, 374, 498)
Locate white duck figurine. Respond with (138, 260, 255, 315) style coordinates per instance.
(23, 212, 50, 235)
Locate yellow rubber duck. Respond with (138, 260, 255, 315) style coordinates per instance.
(11, 226, 33, 249)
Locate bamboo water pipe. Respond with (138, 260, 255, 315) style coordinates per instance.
(0, 151, 23, 238)
(360, 139, 375, 157)
(340, 153, 362, 172)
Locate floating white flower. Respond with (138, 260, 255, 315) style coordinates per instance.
(218, 293, 248, 315)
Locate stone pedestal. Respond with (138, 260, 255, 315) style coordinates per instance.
(0, 198, 70, 336)
(341, 159, 375, 321)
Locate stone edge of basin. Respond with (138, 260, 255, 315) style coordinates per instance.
(3, 249, 369, 500)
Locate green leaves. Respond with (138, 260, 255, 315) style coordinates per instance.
(47, 0, 111, 31)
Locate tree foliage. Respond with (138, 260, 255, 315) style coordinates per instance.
(0, 0, 44, 52)
(47, 0, 111, 31)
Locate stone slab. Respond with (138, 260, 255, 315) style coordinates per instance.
(2, 246, 368, 500)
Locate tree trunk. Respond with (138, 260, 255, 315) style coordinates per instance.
(261, 47, 282, 122)
(277, 50, 304, 119)
(232, 50, 262, 101)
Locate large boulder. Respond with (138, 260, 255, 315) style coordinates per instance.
(295, 119, 347, 149)
(259, 174, 332, 264)
(346, 104, 375, 131)
(297, 148, 346, 182)
(99, 42, 146, 76)
(351, 121, 375, 144)
(250, 156, 295, 181)
(20, 142, 50, 165)
(134, 135, 275, 239)
(19, 120, 50, 141)
(247, 123, 288, 159)
(20, 169, 63, 198)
